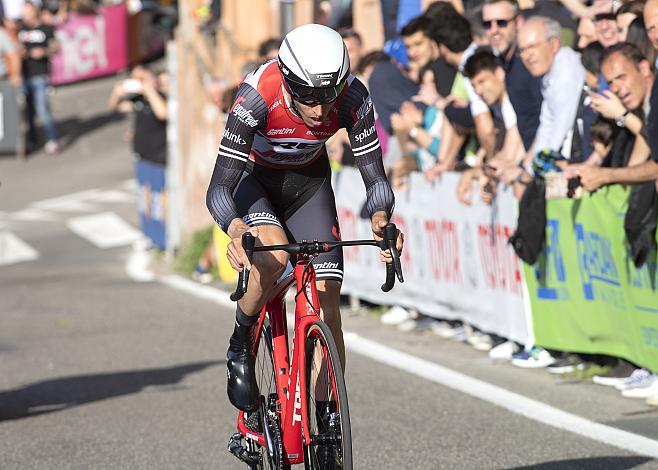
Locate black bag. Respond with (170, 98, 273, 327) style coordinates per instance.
(509, 179, 546, 264)
(624, 181, 658, 267)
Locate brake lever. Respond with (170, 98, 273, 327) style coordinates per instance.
(230, 232, 256, 301)
(380, 223, 404, 292)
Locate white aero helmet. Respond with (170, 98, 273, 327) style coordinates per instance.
(278, 23, 350, 104)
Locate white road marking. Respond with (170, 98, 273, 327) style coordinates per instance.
(0, 231, 39, 265)
(10, 209, 57, 222)
(132, 267, 658, 459)
(84, 189, 134, 204)
(32, 196, 97, 212)
(68, 212, 142, 248)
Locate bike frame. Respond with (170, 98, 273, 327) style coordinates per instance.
(236, 258, 322, 466)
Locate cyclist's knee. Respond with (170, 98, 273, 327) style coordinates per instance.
(255, 250, 288, 281)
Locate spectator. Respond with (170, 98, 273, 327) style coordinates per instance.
(591, 0, 621, 47)
(577, 15, 597, 49)
(108, 66, 169, 166)
(647, 0, 658, 68)
(579, 41, 605, 162)
(482, 0, 542, 151)
(389, 65, 443, 188)
(616, 0, 645, 41)
(258, 37, 281, 63)
(519, 17, 584, 160)
(0, 19, 20, 87)
(339, 28, 364, 72)
(426, 12, 497, 179)
(626, 17, 658, 70)
(17, 0, 60, 155)
(463, 48, 527, 202)
(577, 42, 657, 190)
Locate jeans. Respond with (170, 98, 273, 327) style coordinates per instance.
(23, 74, 58, 144)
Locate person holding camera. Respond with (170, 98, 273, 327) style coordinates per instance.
(108, 66, 168, 165)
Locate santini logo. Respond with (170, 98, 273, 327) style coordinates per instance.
(267, 127, 295, 136)
(233, 103, 259, 127)
(223, 129, 246, 146)
(354, 125, 375, 143)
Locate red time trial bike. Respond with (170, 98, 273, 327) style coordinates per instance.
(227, 223, 403, 469)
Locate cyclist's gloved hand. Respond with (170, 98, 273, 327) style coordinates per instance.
(226, 222, 259, 272)
(371, 211, 404, 263)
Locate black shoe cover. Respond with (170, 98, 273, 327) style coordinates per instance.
(226, 330, 259, 412)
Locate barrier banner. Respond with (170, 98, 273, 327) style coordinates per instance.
(135, 158, 167, 250)
(524, 185, 658, 371)
(334, 168, 529, 344)
(50, 4, 128, 85)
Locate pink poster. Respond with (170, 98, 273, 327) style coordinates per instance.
(50, 4, 128, 85)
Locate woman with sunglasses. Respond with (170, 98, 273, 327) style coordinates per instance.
(206, 23, 403, 414)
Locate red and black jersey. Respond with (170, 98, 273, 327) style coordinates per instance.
(207, 60, 393, 232)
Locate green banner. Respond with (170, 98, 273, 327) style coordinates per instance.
(523, 185, 658, 371)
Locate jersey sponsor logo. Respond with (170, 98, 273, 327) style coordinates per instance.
(232, 103, 259, 128)
(314, 261, 340, 270)
(230, 95, 246, 112)
(268, 99, 282, 112)
(354, 124, 376, 143)
(306, 130, 334, 137)
(355, 96, 373, 120)
(266, 127, 295, 136)
(223, 128, 247, 146)
(320, 79, 331, 86)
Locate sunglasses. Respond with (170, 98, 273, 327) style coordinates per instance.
(288, 82, 345, 105)
(483, 17, 514, 29)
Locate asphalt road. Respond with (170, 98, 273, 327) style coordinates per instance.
(1, 76, 658, 470)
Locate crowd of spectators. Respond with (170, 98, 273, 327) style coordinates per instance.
(328, 0, 658, 405)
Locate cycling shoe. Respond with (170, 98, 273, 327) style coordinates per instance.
(226, 331, 259, 412)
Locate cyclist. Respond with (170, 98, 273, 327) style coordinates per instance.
(206, 24, 404, 413)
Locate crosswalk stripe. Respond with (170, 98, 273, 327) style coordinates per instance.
(0, 231, 39, 265)
(67, 212, 143, 248)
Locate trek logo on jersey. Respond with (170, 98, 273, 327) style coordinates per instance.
(268, 99, 282, 112)
(232, 103, 259, 128)
(266, 127, 295, 136)
(354, 124, 376, 143)
(223, 128, 246, 146)
(355, 96, 373, 120)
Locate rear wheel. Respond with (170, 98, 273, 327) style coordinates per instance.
(303, 321, 353, 470)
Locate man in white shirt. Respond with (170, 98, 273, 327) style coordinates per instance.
(495, 16, 585, 184)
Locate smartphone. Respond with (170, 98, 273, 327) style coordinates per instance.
(123, 78, 142, 94)
(597, 74, 609, 94)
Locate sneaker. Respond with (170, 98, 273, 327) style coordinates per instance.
(380, 306, 414, 325)
(45, 139, 59, 155)
(592, 360, 637, 387)
(621, 377, 658, 398)
(646, 394, 658, 406)
(489, 340, 521, 360)
(547, 355, 586, 375)
(432, 322, 466, 339)
(470, 333, 494, 352)
(511, 346, 555, 369)
(397, 316, 435, 332)
(615, 369, 653, 391)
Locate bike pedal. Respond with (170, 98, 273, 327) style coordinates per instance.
(228, 433, 260, 465)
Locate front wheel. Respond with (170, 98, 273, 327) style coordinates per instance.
(303, 321, 353, 470)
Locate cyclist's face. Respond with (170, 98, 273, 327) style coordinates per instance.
(293, 99, 335, 127)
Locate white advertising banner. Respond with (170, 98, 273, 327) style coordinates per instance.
(334, 168, 529, 344)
